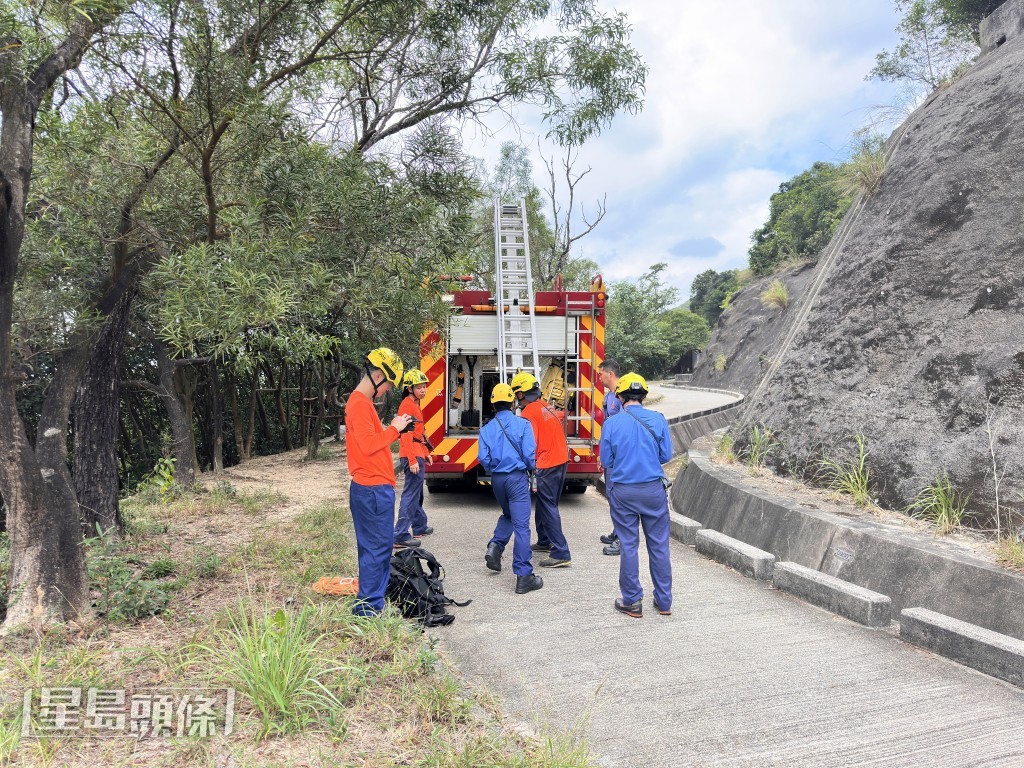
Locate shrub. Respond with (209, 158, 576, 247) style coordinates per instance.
(760, 279, 789, 310)
(84, 526, 170, 621)
(905, 473, 969, 536)
(714, 354, 727, 372)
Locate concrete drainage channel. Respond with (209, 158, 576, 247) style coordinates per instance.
(669, 452, 1024, 689)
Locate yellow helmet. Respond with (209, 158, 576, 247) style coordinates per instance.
(490, 383, 516, 404)
(615, 372, 648, 396)
(510, 371, 539, 394)
(366, 347, 404, 387)
(402, 368, 428, 388)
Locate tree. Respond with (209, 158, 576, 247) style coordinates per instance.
(870, 0, 979, 91)
(0, 2, 118, 626)
(605, 264, 679, 377)
(748, 162, 852, 277)
(658, 308, 711, 365)
(936, 0, 1005, 43)
(689, 269, 740, 328)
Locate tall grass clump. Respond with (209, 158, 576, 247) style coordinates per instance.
(744, 424, 779, 470)
(203, 601, 349, 737)
(760, 279, 789, 310)
(905, 472, 969, 535)
(713, 432, 736, 463)
(817, 434, 873, 507)
(714, 354, 727, 372)
(835, 133, 887, 199)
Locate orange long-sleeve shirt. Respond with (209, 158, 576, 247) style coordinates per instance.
(398, 395, 429, 460)
(520, 400, 569, 469)
(345, 390, 399, 486)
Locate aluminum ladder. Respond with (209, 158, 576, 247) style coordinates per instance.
(494, 200, 541, 384)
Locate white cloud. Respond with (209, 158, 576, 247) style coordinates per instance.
(463, 0, 903, 299)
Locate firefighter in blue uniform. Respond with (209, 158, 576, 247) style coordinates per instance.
(598, 358, 623, 555)
(480, 383, 544, 594)
(599, 372, 673, 618)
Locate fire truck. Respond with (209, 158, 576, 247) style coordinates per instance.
(420, 201, 608, 492)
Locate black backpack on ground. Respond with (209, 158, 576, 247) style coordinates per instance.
(385, 547, 470, 627)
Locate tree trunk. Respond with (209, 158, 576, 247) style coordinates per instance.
(157, 344, 197, 488)
(74, 290, 131, 535)
(209, 360, 224, 473)
(306, 361, 327, 460)
(228, 370, 247, 462)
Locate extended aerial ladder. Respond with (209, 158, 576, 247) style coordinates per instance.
(494, 200, 541, 384)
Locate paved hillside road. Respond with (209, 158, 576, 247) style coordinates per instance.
(420, 480, 1024, 766)
(645, 382, 740, 421)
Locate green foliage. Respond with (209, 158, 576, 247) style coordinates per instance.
(835, 133, 889, 199)
(870, 0, 979, 91)
(996, 536, 1024, 570)
(604, 264, 679, 376)
(657, 308, 711, 363)
(202, 601, 348, 738)
(137, 457, 179, 503)
(84, 526, 171, 622)
(817, 435, 874, 507)
(906, 472, 970, 535)
(142, 556, 176, 580)
(689, 269, 740, 326)
(748, 162, 853, 277)
(760, 279, 790, 310)
(714, 354, 727, 372)
(935, 0, 1005, 42)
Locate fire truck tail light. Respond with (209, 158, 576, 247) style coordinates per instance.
(573, 454, 581, 462)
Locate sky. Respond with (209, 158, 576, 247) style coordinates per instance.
(462, 0, 910, 304)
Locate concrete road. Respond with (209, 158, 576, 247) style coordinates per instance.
(421, 484, 1024, 767)
(645, 382, 740, 422)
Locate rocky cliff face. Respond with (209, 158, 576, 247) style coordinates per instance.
(700, 26, 1024, 525)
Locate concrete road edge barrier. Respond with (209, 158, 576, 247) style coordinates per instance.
(774, 561, 892, 627)
(695, 529, 775, 580)
(900, 607, 1024, 688)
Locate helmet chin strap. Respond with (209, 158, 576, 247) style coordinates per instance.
(365, 363, 387, 400)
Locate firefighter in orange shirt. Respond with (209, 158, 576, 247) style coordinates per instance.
(510, 371, 572, 568)
(345, 348, 412, 617)
(393, 369, 435, 547)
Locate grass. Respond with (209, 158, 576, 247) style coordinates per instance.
(996, 536, 1024, 571)
(835, 133, 887, 199)
(201, 601, 349, 738)
(905, 473, 970, 536)
(760, 279, 789, 310)
(1, 455, 598, 767)
(817, 434, 873, 508)
(714, 354, 727, 372)
(713, 432, 737, 463)
(744, 424, 778, 471)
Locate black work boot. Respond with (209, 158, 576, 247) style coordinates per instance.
(485, 542, 502, 572)
(515, 573, 544, 594)
(603, 539, 621, 556)
(599, 531, 618, 545)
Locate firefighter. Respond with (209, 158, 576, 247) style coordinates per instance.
(345, 347, 412, 617)
(510, 371, 572, 568)
(480, 383, 544, 594)
(599, 372, 673, 618)
(598, 358, 623, 555)
(393, 368, 434, 548)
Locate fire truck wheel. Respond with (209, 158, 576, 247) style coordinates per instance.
(426, 481, 449, 493)
(564, 483, 588, 495)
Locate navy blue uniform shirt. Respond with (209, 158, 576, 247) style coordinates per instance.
(600, 403, 672, 485)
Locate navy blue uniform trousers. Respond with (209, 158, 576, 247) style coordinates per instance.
(350, 480, 395, 616)
(488, 470, 534, 576)
(394, 457, 428, 541)
(532, 463, 571, 560)
(608, 479, 672, 610)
